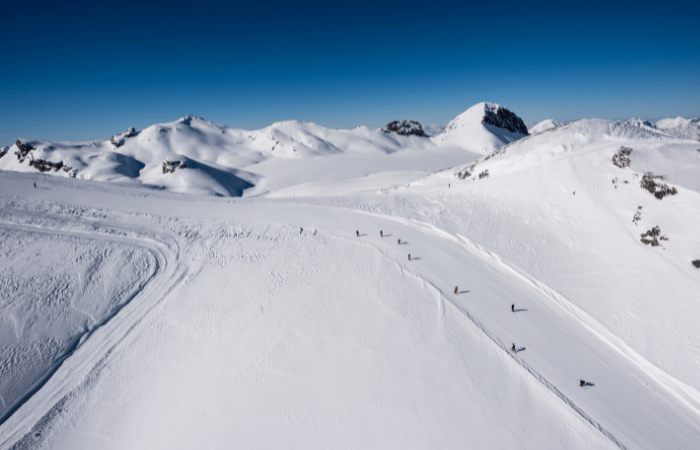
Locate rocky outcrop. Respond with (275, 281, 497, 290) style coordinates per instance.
(640, 173, 677, 200)
(0, 146, 8, 159)
(110, 127, 138, 147)
(163, 159, 187, 174)
(482, 106, 529, 135)
(640, 226, 668, 246)
(29, 158, 73, 174)
(385, 120, 426, 137)
(613, 147, 633, 168)
(15, 140, 35, 162)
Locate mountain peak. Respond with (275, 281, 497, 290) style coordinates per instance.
(435, 102, 529, 152)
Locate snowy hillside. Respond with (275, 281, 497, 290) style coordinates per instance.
(655, 116, 700, 140)
(0, 116, 444, 197)
(401, 117, 700, 410)
(1, 105, 700, 449)
(529, 118, 561, 134)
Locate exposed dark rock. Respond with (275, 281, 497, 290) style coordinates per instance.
(613, 146, 633, 168)
(640, 172, 677, 200)
(478, 169, 490, 179)
(632, 206, 642, 225)
(457, 163, 477, 180)
(692, 259, 700, 268)
(482, 107, 529, 135)
(15, 140, 34, 162)
(29, 158, 72, 173)
(110, 127, 138, 147)
(385, 120, 426, 137)
(163, 159, 187, 174)
(0, 146, 8, 159)
(640, 226, 668, 246)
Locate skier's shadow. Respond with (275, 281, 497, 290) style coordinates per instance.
(582, 381, 595, 387)
(514, 308, 528, 313)
(514, 347, 526, 353)
(382, 234, 392, 238)
(409, 257, 421, 261)
(399, 241, 409, 245)
(458, 290, 470, 294)
(358, 234, 368, 237)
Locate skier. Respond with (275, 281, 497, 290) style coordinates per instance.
(511, 304, 514, 313)
(33, 183, 36, 188)
(408, 253, 411, 261)
(356, 230, 359, 237)
(380, 230, 383, 238)
(398, 238, 401, 245)
(512, 343, 516, 352)
(579, 379, 586, 387)
(454, 286, 458, 294)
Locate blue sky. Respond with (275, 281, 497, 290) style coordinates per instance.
(2, 0, 699, 145)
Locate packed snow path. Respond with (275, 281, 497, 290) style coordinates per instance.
(1, 172, 699, 449)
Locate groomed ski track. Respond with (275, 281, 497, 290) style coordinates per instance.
(1, 172, 699, 449)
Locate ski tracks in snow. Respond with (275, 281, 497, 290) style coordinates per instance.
(324, 207, 700, 450)
(0, 207, 187, 449)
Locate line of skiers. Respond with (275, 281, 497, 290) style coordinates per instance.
(357, 229, 587, 388)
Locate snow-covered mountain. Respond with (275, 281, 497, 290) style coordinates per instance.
(0, 104, 530, 196)
(655, 116, 700, 140)
(1, 104, 700, 450)
(529, 118, 561, 134)
(432, 102, 529, 152)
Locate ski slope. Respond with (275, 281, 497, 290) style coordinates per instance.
(1, 168, 699, 449)
(1, 104, 700, 449)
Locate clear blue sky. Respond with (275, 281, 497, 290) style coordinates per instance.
(2, 0, 699, 146)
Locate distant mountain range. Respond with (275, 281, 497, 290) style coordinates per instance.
(1, 103, 698, 197)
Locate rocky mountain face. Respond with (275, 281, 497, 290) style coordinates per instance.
(482, 105, 529, 135)
(385, 120, 426, 137)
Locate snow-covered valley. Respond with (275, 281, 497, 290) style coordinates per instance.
(1, 103, 699, 449)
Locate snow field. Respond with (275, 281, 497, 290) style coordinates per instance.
(0, 216, 156, 422)
(15, 218, 617, 450)
(1, 106, 700, 449)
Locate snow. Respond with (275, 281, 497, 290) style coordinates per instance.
(1, 103, 700, 449)
(655, 116, 700, 140)
(529, 119, 561, 134)
(433, 102, 529, 153)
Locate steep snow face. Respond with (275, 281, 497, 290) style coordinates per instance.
(433, 102, 529, 153)
(655, 117, 700, 140)
(529, 119, 561, 134)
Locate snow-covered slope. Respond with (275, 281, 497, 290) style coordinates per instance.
(432, 102, 529, 153)
(529, 119, 561, 134)
(655, 116, 700, 140)
(2, 106, 700, 449)
(0, 116, 446, 197)
(403, 118, 700, 394)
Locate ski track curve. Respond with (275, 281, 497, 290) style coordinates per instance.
(0, 211, 187, 449)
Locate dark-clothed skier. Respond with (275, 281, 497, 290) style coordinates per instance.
(356, 230, 359, 237)
(380, 230, 383, 237)
(512, 343, 516, 352)
(454, 286, 458, 294)
(398, 238, 401, 244)
(33, 183, 36, 188)
(408, 254, 411, 261)
(511, 304, 515, 313)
